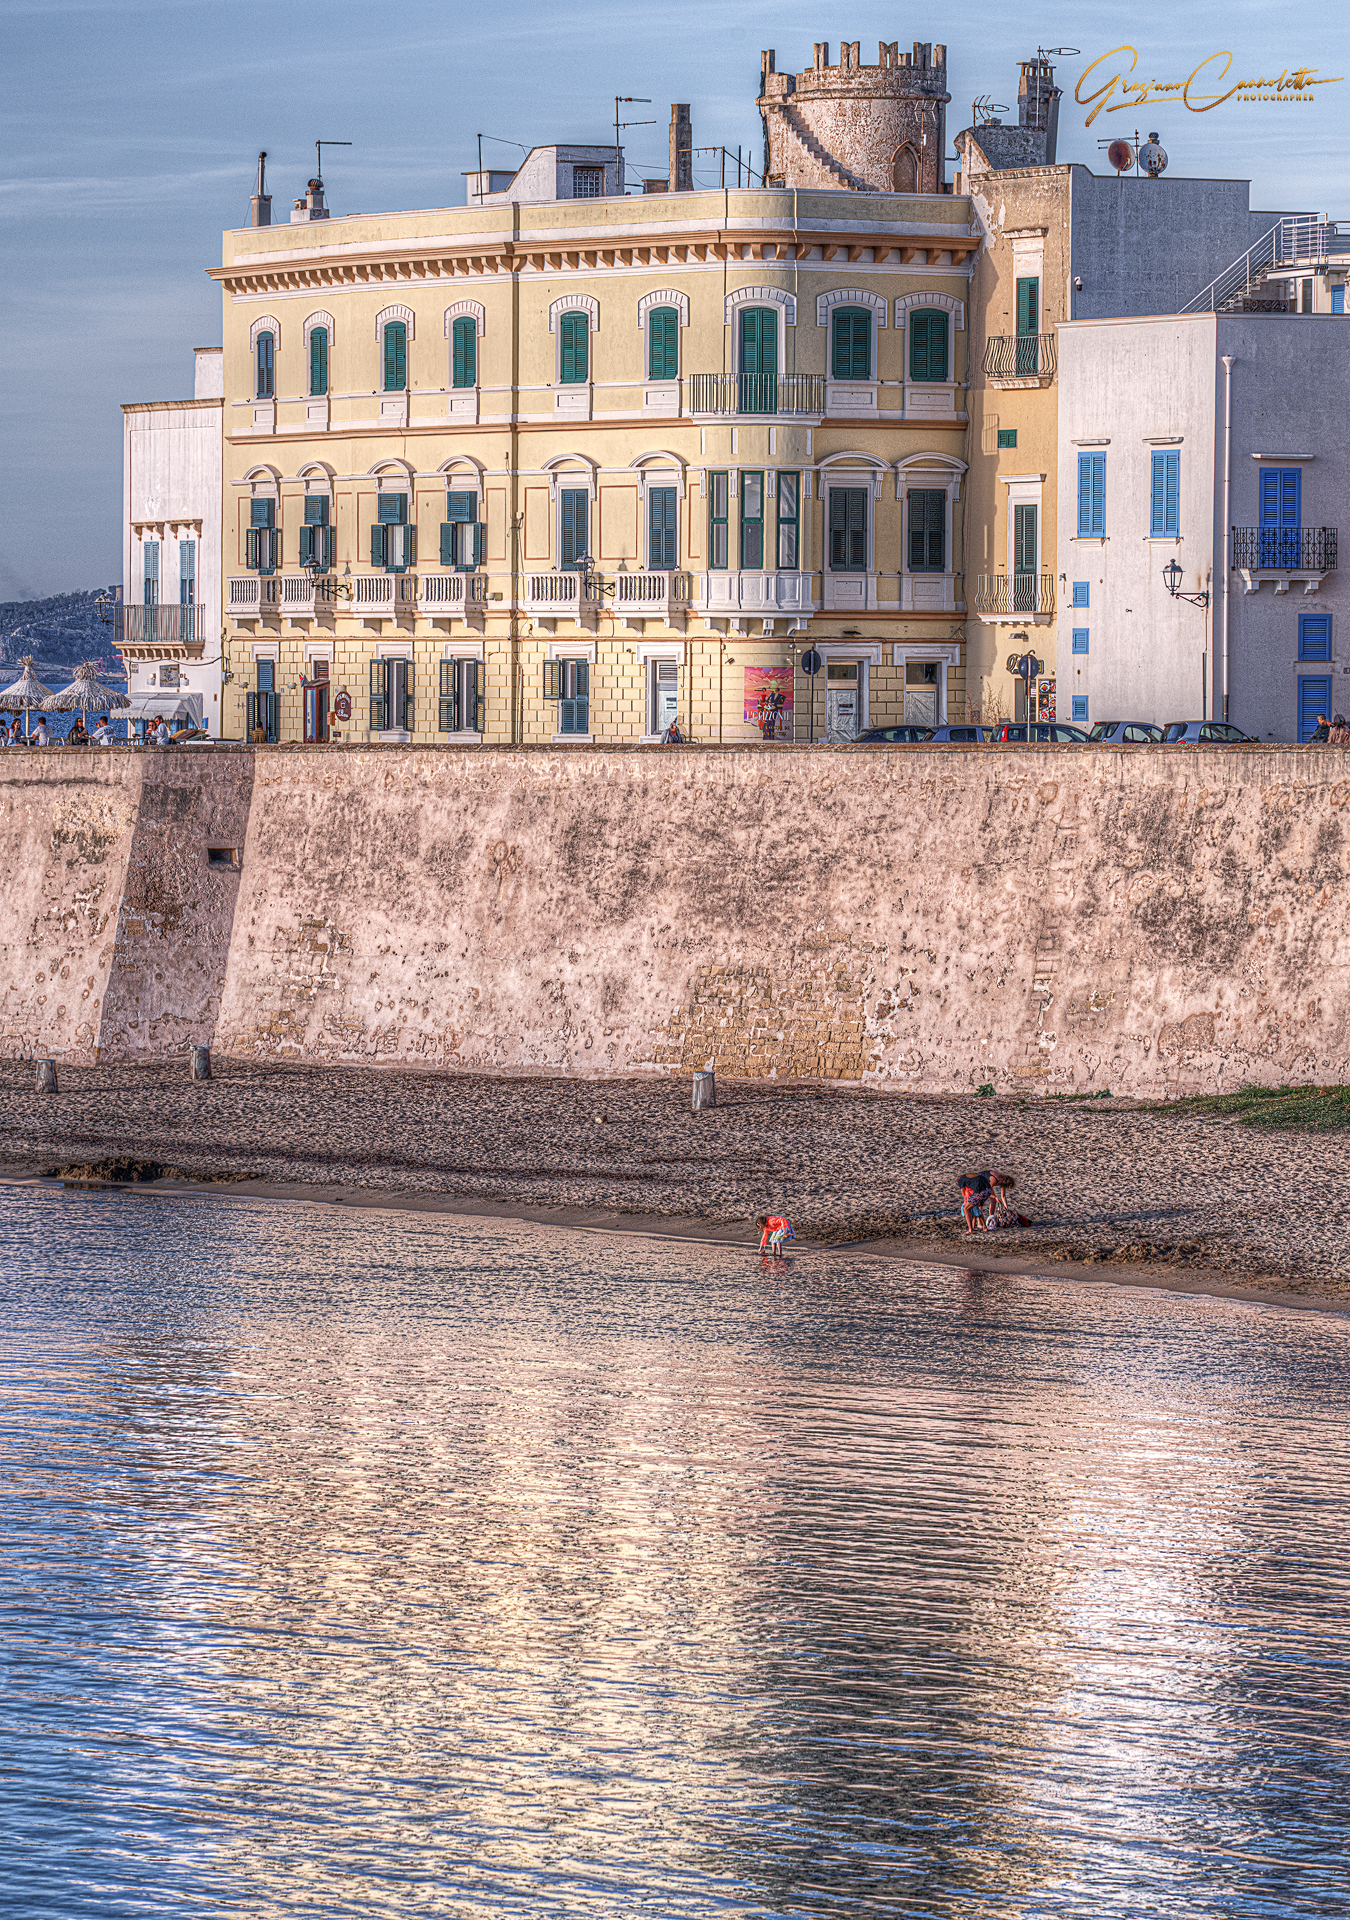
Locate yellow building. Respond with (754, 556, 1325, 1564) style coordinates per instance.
(213, 136, 979, 747)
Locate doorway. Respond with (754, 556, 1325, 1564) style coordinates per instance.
(825, 660, 860, 741)
(1299, 676, 1332, 743)
(649, 659, 679, 736)
(304, 660, 330, 743)
(904, 661, 938, 727)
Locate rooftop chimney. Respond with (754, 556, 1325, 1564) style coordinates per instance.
(1019, 56, 1061, 162)
(291, 176, 330, 223)
(250, 152, 272, 227)
(669, 104, 692, 192)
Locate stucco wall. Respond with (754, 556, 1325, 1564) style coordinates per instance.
(4, 744, 1345, 1096)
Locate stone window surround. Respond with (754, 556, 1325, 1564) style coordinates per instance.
(302, 309, 335, 349)
(636, 289, 689, 330)
(815, 288, 888, 329)
(813, 640, 881, 731)
(892, 640, 960, 725)
(374, 305, 415, 397)
(249, 314, 281, 350)
(443, 300, 486, 339)
(629, 456, 684, 571)
(549, 293, 599, 392)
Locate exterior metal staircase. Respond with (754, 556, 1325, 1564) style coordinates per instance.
(1181, 218, 1348, 314)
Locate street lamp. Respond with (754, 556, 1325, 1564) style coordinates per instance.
(1162, 557, 1209, 608)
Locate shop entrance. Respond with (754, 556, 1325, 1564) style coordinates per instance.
(825, 661, 860, 741)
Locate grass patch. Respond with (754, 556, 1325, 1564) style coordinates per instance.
(1050, 1088, 1112, 1102)
(1161, 1083, 1350, 1131)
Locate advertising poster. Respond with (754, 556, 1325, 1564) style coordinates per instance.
(744, 665, 794, 739)
(1037, 679, 1056, 721)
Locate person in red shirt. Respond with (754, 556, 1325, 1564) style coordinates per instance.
(756, 1213, 795, 1256)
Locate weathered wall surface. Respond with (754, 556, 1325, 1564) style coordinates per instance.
(3, 744, 1347, 1095)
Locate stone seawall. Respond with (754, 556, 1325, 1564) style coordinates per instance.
(1, 744, 1345, 1095)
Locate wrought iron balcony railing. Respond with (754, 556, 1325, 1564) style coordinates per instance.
(689, 373, 826, 417)
(982, 334, 1057, 381)
(1231, 527, 1338, 571)
(973, 572, 1055, 616)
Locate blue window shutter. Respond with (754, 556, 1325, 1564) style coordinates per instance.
(304, 495, 327, 525)
(1072, 581, 1089, 608)
(1259, 468, 1280, 528)
(1299, 614, 1332, 661)
(561, 490, 587, 567)
(1165, 452, 1180, 535)
(377, 493, 406, 525)
(250, 499, 273, 528)
(1282, 468, 1301, 529)
(1077, 454, 1096, 536)
(447, 491, 475, 522)
(1150, 452, 1164, 536)
(299, 524, 312, 566)
(1072, 695, 1088, 722)
(1072, 629, 1089, 654)
(1299, 676, 1333, 741)
(370, 659, 387, 731)
(1091, 455, 1105, 534)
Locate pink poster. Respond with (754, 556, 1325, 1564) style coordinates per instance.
(744, 665, 794, 739)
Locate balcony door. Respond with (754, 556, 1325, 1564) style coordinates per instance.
(1013, 504, 1039, 611)
(1015, 276, 1040, 377)
(1259, 468, 1301, 567)
(738, 308, 777, 414)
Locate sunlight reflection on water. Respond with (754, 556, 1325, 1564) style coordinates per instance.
(2, 1184, 1349, 1917)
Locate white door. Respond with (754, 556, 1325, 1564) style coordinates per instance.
(825, 663, 860, 741)
(651, 661, 679, 734)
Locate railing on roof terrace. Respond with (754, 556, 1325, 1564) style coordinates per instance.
(1181, 219, 1350, 314)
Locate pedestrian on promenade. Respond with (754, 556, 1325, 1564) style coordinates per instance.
(1330, 714, 1350, 745)
(149, 718, 171, 745)
(1310, 713, 1331, 743)
(90, 715, 115, 745)
(757, 1212, 795, 1257)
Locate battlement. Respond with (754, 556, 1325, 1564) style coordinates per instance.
(759, 39, 951, 194)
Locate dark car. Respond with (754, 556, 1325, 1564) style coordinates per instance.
(1088, 721, 1165, 744)
(1162, 721, 1256, 744)
(925, 724, 992, 743)
(991, 721, 1091, 744)
(855, 725, 934, 743)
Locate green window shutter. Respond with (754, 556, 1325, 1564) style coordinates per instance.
(829, 488, 867, 570)
(441, 523, 455, 565)
(370, 523, 386, 568)
(1014, 503, 1038, 575)
(446, 491, 475, 522)
(709, 472, 729, 569)
(452, 316, 477, 388)
(648, 307, 678, 380)
(650, 487, 677, 569)
(250, 499, 273, 528)
(299, 524, 313, 567)
(246, 692, 258, 739)
(1015, 277, 1039, 336)
(309, 326, 328, 396)
(908, 489, 946, 572)
(473, 523, 485, 567)
(377, 493, 406, 524)
(304, 494, 328, 525)
(370, 659, 387, 732)
(543, 660, 562, 700)
(403, 659, 414, 731)
(561, 489, 588, 567)
(909, 310, 948, 382)
(776, 472, 799, 569)
(832, 309, 871, 380)
(256, 331, 274, 398)
(383, 321, 407, 391)
(560, 311, 589, 384)
(439, 658, 454, 731)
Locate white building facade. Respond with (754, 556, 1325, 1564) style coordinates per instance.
(1056, 312, 1344, 741)
(116, 347, 224, 735)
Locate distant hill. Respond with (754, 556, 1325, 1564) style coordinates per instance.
(0, 589, 125, 683)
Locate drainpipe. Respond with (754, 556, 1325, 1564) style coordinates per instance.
(1221, 353, 1234, 722)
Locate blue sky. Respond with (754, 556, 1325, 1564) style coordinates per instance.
(2, 0, 1345, 599)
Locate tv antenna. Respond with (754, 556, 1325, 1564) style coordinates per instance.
(615, 95, 655, 182)
(315, 139, 351, 180)
(971, 96, 1008, 124)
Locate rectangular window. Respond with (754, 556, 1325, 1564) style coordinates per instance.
(776, 472, 799, 570)
(647, 308, 679, 381)
(543, 658, 590, 733)
(370, 657, 412, 733)
(709, 472, 729, 570)
(649, 487, 678, 570)
(1333, 286, 1346, 315)
(831, 308, 872, 380)
(908, 310, 949, 383)
(451, 316, 476, 389)
(650, 660, 679, 735)
(143, 539, 160, 604)
(299, 496, 333, 571)
(248, 658, 279, 743)
(1258, 467, 1301, 565)
(383, 321, 407, 393)
(1077, 452, 1106, 537)
(1013, 503, 1038, 577)
(255, 330, 274, 399)
(441, 491, 483, 570)
(1072, 694, 1088, 723)
(1299, 613, 1332, 662)
(997, 428, 1017, 449)
(907, 489, 946, 572)
(371, 493, 413, 572)
(245, 499, 276, 575)
(559, 311, 589, 384)
(309, 326, 328, 397)
(829, 488, 867, 571)
(1150, 450, 1181, 538)
(1072, 581, 1089, 608)
(573, 167, 604, 198)
(178, 540, 195, 605)
(1015, 277, 1040, 336)
(740, 472, 764, 570)
(738, 307, 778, 412)
(439, 657, 482, 733)
(560, 489, 589, 568)
(1072, 628, 1089, 654)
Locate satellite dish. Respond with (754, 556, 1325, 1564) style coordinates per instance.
(1140, 134, 1168, 177)
(1107, 139, 1134, 174)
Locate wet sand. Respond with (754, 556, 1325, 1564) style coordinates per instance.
(2, 1057, 1345, 1304)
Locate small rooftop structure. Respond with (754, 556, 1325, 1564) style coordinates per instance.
(463, 146, 624, 207)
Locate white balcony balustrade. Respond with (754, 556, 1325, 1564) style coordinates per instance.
(695, 571, 816, 624)
(417, 571, 490, 623)
(612, 570, 693, 626)
(523, 571, 602, 629)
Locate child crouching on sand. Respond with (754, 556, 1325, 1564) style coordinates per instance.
(756, 1214, 795, 1256)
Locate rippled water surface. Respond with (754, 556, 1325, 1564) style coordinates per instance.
(3, 1186, 1350, 1917)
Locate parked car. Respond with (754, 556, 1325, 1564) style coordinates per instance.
(1088, 721, 1166, 744)
(925, 724, 992, 743)
(1162, 721, 1256, 744)
(855, 725, 934, 743)
(991, 722, 1092, 744)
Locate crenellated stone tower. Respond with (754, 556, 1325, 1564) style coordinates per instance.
(758, 40, 950, 195)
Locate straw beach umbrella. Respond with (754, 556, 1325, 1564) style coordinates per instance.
(0, 655, 53, 740)
(42, 659, 131, 737)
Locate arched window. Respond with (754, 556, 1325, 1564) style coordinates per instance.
(451, 315, 477, 389)
(647, 305, 679, 381)
(908, 310, 949, 383)
(383, 320, 407, 392)
(308, 326, 329, 397)
(255, 330, 274, 399)
(891, 144, 918, 192)
(559, 311, 589, 384)
(831, 307, 872, 380)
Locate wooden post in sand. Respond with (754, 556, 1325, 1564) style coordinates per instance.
(36, 1059, 58, 1093)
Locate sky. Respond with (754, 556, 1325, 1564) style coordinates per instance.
(2, 0, 1346, 600)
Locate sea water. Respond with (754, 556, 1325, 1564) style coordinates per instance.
(2, 1184, 1348, 1917)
